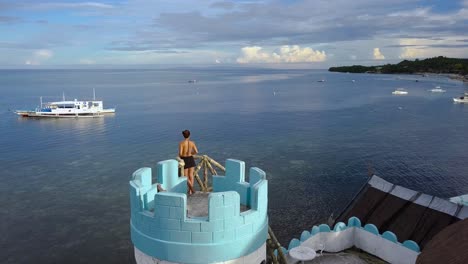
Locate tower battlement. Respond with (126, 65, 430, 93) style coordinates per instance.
(129, 159, 268, 264)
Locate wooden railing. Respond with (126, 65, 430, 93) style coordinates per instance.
(176, 154, 225, 192)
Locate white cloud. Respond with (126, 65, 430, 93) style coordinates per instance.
(279, 45, 327, 62)
(79, 58, 96, 64)
(237, 46, 273, 63)
(33, 2, 114, 10)
(397, 37, 468, 59)
(399, 48, 425, 59)
(237, 45, 326, 64)
(388, 7, 430, 18)
(35, 49, 53, 59)
(215, 59, 221, 63)
(25, 49, 53, 65)
(373, 48, 385, 60)
(398, 39, 427, 59)
(24, 60, 39, 65)
(350, 55, 357, 60)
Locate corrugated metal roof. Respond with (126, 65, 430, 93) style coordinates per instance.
(416, 218, 468, 264)
(335, 175, 466, 249)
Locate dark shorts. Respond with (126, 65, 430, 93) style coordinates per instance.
(180, 156, 196, 169)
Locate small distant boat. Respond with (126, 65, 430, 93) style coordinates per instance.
(392, 88, 408, 95)
(15, 90, 115, 118)
(317, 79, 325, 82)
(188, 80, 197, 83)
(429, 86, 446, 93)
(453, 92, 468, 103)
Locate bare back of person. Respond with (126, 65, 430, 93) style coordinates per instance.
(179, 140, 197, 157)
(178, 130, 198, 195)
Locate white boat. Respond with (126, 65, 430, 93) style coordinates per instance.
(15, 91, 115, 118)
(429, 86, 446, 93)
(453, 92, 468, 103)
(392, 88, 408, 95)
(317, 79, 325, 82)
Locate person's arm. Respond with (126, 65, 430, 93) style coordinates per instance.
(192, 141, 198, 155)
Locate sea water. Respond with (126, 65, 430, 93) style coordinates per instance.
(1, 68, 467, 263)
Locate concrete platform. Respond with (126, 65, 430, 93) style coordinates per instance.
(187, 192, 250, 217)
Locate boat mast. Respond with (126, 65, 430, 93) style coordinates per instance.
(62, 92, 65, 101)
(93, 88, 96, 100)
(40, 96, 42, 108)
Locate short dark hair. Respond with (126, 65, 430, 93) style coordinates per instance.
(182, 130, 190, 138)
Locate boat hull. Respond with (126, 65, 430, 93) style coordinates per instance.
(15, 109, 115, 118)
(453, 98, 468, 103)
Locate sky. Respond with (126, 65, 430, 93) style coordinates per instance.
(0, 0, 467, 68)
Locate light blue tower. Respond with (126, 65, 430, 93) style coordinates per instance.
(129, 159, 268, 264)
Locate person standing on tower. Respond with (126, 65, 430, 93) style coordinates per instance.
(179, 130, 198, 195)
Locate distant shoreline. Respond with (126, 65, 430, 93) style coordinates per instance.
(329, 56, 468, 82)
(389, 72, 465, 82)
(332, 70, 468, 82)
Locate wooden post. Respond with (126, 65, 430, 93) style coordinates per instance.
(194, 171, 206, 192)
(203, 159, 209, 187)
(204, 155, 225, 171)
(176, 157, 184, 176)
(193, 159, 206, 191)
(205, 160, 217, 175)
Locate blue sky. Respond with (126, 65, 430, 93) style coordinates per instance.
(0, 0, 467, 68)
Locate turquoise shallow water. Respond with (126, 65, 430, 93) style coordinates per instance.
(1, 68, 467, 263)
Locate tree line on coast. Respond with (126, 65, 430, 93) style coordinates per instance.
(329, 56, 468, 76)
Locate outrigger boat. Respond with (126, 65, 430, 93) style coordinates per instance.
(15, 90, 115, 118)
(429, 86, 446, 93)
(392, 88, 408, 95)
(453, 92, 468, 103)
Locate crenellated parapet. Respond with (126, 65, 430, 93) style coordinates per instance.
(130, 159, 268, 264)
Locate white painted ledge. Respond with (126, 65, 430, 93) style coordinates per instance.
(290, 227, 418, 264)
(135, 243, 266, 264)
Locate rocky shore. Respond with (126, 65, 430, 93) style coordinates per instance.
(446, 74, 468, 82)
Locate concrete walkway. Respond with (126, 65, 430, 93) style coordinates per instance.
(299, 252, 369, 264)
(186, 192, 249, 217)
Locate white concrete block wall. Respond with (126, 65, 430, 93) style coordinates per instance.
(354, 229, 418, 264)
(323, 228, 355, 252)
(354, 229, 379, 256)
